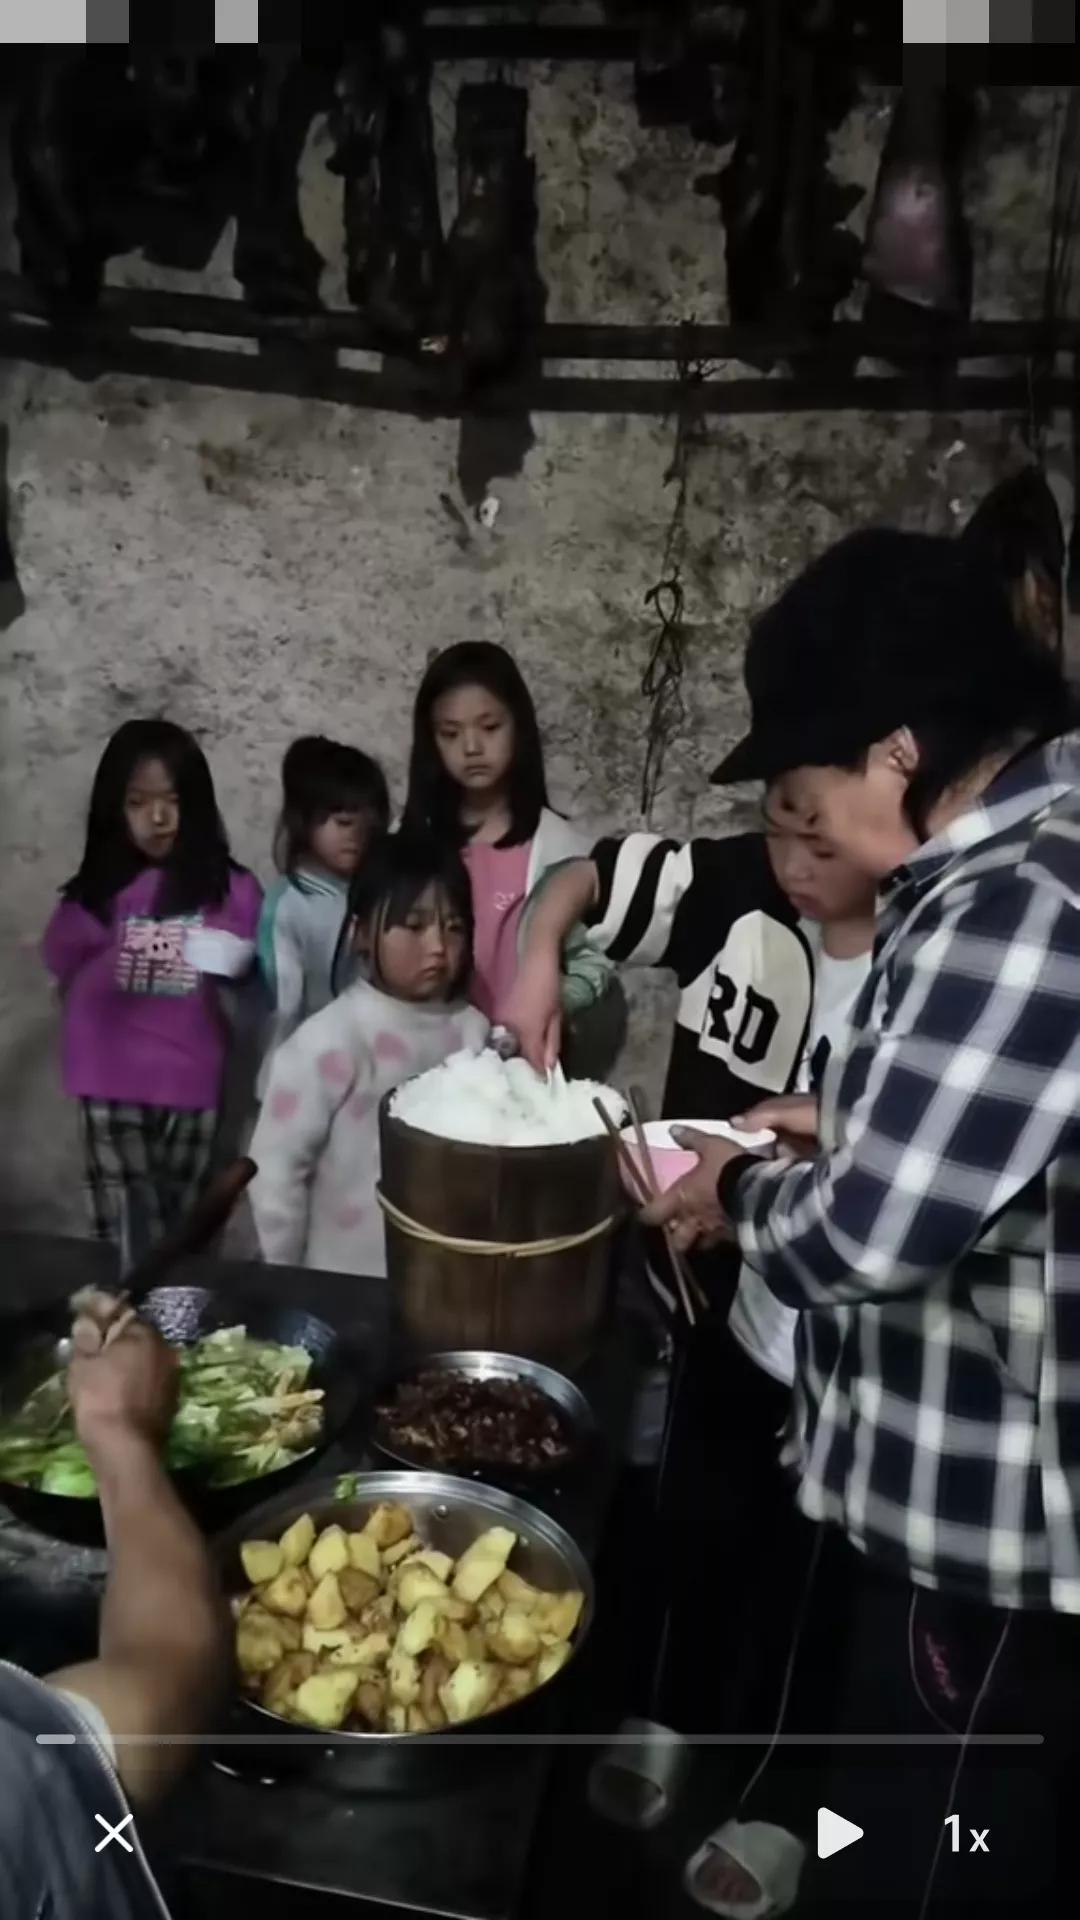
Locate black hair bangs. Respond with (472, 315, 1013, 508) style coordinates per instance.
(62, 717, 233, 920)
(402, 641, 550, 850)
(376, 863, 473, 942)
(331, 830, 475, 1000)
(276, 736, 391, 874)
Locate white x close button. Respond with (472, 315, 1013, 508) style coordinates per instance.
(94, 1812, 134, 1854)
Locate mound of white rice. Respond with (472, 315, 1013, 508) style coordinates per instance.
(390, 1049, 626, 1148)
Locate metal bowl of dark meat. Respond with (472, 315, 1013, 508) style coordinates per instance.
(370, 1351, 595, 1487)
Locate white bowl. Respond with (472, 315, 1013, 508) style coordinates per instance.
(619, 1118, 775, 1197)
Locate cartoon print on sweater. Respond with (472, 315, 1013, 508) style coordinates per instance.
(115, 915, 201, 997)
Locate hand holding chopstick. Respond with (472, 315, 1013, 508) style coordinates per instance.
(626, 1089, 709, 1321)
(592, 1096, 707, 1329)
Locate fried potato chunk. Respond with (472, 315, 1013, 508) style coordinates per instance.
(307, 1572, 348, 1631)
(497, 1569, 543, 1610)
(451, 1528, 516, 1603)
(363, 1502, 414, 1549)
(294, 1670, 360, 1730)
(308, 1524, 350, 1581)
(420, 1652, 451, 1728)
(398, 1599, 444, 1658)
(339, 1567, 381, 1616)
(536, 1641, 573, 1686)
(382, 1532, 422, 1568)
(388, 1646, 421, 1706)
(236, 1619, 288, 1677)
(346, 1532, 383, 1579)
(261, 1568, 309, 1619)
(486, 1607, 541, 1666)
(326, 1631, 392, 1670)
(240, 1541, 284, 1585)
(497, 1662, 538, 1706)
(400, 1549, 454, 1583)
(302, 1625, 353, 1654)
(278, 1513, 316, 1568)
(354, 1678, 387, 1728)
(397, 1564, 450, 1614)
(439, 1661, 500, 1726)
(536, 1591, 584, 1644)
(438, 1619, 471, 1667)
(262, 1652, 317, 1718)
(358, 1593, 396, 1636)
(243, 1604, 301, 1650)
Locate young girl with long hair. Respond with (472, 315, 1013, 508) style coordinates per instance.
(258, 735, 390, 1067)
(402, 642, 616, 1058)
(42, 719, 262, 1246)
(249, 832, 488, 1278)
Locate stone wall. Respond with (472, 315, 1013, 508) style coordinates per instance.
(0, 72, 1071, 1233)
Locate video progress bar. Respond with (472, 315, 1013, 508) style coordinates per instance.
(38, 1731, 1045, 1748)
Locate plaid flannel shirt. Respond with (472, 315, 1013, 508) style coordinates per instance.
(731, 733, 1080, 1611)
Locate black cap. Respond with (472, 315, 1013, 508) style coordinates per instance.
(711, 527, 1037, 785)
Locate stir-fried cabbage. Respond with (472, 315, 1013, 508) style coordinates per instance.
(0, 1325, 324, 1498)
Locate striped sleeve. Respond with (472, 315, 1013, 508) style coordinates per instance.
(588, 834, 694, 968)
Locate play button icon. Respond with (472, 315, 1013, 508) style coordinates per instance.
(817, 1807, 864, 1859)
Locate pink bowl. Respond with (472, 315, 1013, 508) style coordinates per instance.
(618, 1119, 775, 1199)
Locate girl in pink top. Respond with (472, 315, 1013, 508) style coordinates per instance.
(42, 720, 262, 1246)
(402, 643, 615, 1037)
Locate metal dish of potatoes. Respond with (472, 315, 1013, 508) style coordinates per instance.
(216, 1469, 593, 1789)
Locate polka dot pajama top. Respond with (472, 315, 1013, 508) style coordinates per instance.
(249, 978, 488, 1277)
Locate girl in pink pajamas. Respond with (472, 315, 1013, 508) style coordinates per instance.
(249, 833, 488, 1277)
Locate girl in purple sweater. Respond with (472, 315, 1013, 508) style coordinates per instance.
(43, 720, 262, 1246)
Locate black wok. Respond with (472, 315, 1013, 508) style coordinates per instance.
(0, 1285, 364, 1546)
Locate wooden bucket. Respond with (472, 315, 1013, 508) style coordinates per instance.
(378, 1100, 622, 1367)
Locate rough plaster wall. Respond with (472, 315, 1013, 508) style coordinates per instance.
(0, 74, 1071, 1235)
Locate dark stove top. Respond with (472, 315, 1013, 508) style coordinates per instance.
(0, 1235, 634, 1920)
(0, 1507, 102, 1675)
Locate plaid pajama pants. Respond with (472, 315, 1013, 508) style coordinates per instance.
(79, 1100, 217, 1249)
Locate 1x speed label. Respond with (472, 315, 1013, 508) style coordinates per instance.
(944, 1816, 989, 1854)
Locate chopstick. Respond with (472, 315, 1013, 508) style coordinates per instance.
(627, 1085, 662, 1199)
(593, 1095, 654, 1207)
(592, 1097, 702, 1330)
(625, 1088, 708, 1323)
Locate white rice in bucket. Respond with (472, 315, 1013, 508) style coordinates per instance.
(389, 1049, 626, 1148)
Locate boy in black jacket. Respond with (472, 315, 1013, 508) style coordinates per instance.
(508, 784, 867, 1186)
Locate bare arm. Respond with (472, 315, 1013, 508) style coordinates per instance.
(48, 1314, 230, 1804)
(522, 859, 599, 948)
(502, 860, 599, 1068)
